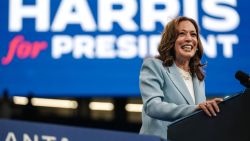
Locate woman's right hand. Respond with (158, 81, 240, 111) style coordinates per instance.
(197, 98, 223, 117)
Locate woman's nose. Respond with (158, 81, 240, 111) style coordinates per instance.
(185, 33, 192, 41)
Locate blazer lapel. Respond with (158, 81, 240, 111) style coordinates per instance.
(192, 75, 200, 104)
(166, 63, 195, 105)
(192, 75, 205, 104)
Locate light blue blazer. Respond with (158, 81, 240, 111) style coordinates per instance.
(139, 58, 206, 140)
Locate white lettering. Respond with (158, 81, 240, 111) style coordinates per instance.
(141, 0, 179, 31)
(5, 132, 17, 141)
(201, 34, 238, 58)
(202, 0, 239, 32)
(138, 35, 148, 58)
(96, 35, 116, 58)
(4, 132, 69, 141)
(61, 138, 69, 141)
(98, 0, 138, 31)
(23, 133, 38, 141)
(51, 35, 161, 59)
(217, 34, 238, 58)
(52, 35, 73, 59)
(52, 0, 96, 31)
(149, 35, 161, 56)
(183, 0, 198, 22)
(201, 35, 217, 58)
(117, 35, 137, 58)
(41, 135, 56, 141)
(73, 35, 95, 59)
(9, 0, 49, 31)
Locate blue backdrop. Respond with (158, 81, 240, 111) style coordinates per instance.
(0, 0, 249, 97)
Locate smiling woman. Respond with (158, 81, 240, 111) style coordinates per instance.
(175, 21, 197, 59)
(139, 16, 223, 140)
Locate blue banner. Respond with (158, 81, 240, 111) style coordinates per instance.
(0, 0, 249, 97)
(0, 119, 160, 141)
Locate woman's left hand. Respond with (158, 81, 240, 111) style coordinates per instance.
(197, 98, 223, 117)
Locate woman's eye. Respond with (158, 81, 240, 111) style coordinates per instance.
(179, 32, 185, 36)
(191, 33, 197, 37)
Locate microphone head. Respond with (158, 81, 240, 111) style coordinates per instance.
(235, 70, 249, 83)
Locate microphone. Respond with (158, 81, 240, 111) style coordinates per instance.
(235, 70, 250, 88)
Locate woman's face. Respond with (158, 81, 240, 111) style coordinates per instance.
(174, 20, 198, 61)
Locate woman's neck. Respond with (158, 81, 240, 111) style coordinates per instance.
(175, 59, 190, 72)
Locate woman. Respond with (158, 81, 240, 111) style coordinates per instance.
(139, 16, 223, 140)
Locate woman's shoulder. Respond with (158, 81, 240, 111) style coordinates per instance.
(142, 57, 163, 66)
(141, 57, 165, 73)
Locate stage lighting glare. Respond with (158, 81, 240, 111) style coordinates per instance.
(89, 102, 114, 111)
(13, 96, 29, 105)
(125, 104, 142, 112)
(31, 98, 78, 109)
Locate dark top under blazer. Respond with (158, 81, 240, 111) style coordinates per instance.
(139, 58, 206, 140)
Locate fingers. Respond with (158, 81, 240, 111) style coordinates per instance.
(198, 98, 223, 117)
(198, 103, 212, 117)
(211, 98, 223, 112)
(213, 98, 223, 103)
(210, 101, 220, 113)
(206, 102, 217, 116)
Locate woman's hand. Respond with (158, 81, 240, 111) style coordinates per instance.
(197, 98, 223, 117)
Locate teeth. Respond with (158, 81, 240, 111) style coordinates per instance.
(183, 45, 191, 49)
(181, 45, 192, 51)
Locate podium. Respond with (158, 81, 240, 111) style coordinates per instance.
(168, 89, 250, 141)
